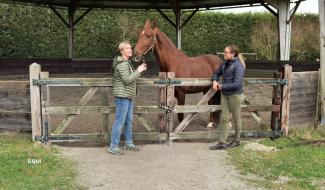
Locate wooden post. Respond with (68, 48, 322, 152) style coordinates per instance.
(167, 72, 175, 135)
(319, 0, 325, 125)
(316, 69, 321, 127)
(40, 72, 50, 143)
(101, 87, 109, 133)
(281, 64, 292, 135)
(158, 72, 167, 132)
(29, 63, 42, 141)
(271, 71, 282, 136)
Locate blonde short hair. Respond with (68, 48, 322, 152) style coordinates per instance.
(118, 41, 131, 53)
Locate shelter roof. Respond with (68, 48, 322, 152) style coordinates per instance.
(8, 0, 266, 9)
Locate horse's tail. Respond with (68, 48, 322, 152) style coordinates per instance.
(238, 53, 246, 69)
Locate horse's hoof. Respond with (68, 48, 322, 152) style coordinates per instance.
(206, 122, 213, 128)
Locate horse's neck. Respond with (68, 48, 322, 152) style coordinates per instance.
(154, 30, 185, 72)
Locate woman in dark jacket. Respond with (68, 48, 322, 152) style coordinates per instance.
(209, 44, 245, 150)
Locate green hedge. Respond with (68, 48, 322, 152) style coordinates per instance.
(0, 3, 319, 60)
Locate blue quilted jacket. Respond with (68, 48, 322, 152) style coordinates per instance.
(212, 57, 245, 96)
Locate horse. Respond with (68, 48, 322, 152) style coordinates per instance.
(134, 19, 223, 128)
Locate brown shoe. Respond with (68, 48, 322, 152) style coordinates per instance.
(209, 142, 227, 150)
(227, 140, 240, 148)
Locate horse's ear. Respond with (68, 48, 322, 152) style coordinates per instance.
(153, 18, 158, 28)
(144, 19, 151, 30)
(143, 19, 152, 34)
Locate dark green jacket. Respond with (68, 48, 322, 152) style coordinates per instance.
(112, 56, 141, 99)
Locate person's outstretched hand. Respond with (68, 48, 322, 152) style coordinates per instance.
(137, 63, 147, 73)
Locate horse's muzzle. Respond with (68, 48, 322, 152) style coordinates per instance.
(133, 51, 143, 63)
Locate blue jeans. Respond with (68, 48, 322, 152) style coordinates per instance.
(109, 97, 134, 149)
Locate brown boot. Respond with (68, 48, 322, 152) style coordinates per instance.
(209, 142, 227, 150)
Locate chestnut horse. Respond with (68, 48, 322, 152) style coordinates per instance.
(134, 19, 223, 127)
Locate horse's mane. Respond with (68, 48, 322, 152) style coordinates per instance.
(155, 27, 187, 58)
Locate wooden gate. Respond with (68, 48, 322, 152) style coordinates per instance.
(29, 63, 293, 143)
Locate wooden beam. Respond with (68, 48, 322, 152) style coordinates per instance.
(29, 63, 42, 141)
(281, 64, 292, 135)
(135, 114, 155, 132)
(45, 106, 163, 115)
(0, 81, 29, 90)
(158, 72, 167, 132)
(48, 132, 167, 142)
(172, 105, 279, 113)
(101, 87, 109, 133)
(319, 0, 325, 125)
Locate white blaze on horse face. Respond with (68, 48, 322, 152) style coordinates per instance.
(141, 30, 145, 35)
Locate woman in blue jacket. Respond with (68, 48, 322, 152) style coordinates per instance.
(209, 44, 245, 150)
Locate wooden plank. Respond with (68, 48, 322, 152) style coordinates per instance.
(315, 69, 321, 126)
(290, 107, 317, 115)
(174, 87, 216, 132)
(290, 103, 317, 111)
(33, 77, 286, 87)
(135, 114, 154, 132)
(170, 130, 274, 140)
(0, 109, 30, 117)
(48, 132, 167, 142)
(29, 63, 42, 141)
(281, 65, 292, 135)
(40, 72, 51, 139)
(101, 87, 109, 133)
(137, 78, 158, 86)
(271, 72, 282, 131)
(45, 106, 163, 115)
(0, 81, 29, 89)
(158, 72, 167, 132)
(291, 83, 318, 88)
(290, 97, 317, 104)
(53, 87, 99, 134)
(33, 78, 113, 87)
(45, 104, 277, 115)
(290, 91, 318, 97)
(173, 105, 278, 113)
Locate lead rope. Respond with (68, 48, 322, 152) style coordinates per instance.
(158, 104, 175, 132)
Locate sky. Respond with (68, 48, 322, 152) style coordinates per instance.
(218, 0, 318, 14)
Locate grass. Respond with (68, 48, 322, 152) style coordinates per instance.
(228, 127, 325, 190)
(0, 134, 78, 190)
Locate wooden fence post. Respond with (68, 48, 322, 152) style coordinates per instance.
(271, 71, 282, 137)
(158, 72, 167, 132)
(281, 64, 292, 135)
(167, 72, 175, 135)
(29, 63, 42, 141)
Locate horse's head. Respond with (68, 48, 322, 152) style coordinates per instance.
(133, 19, 157, 62)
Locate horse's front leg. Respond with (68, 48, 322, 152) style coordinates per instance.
(175, 89, 185, 122)
(207, 91, 221, 128)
